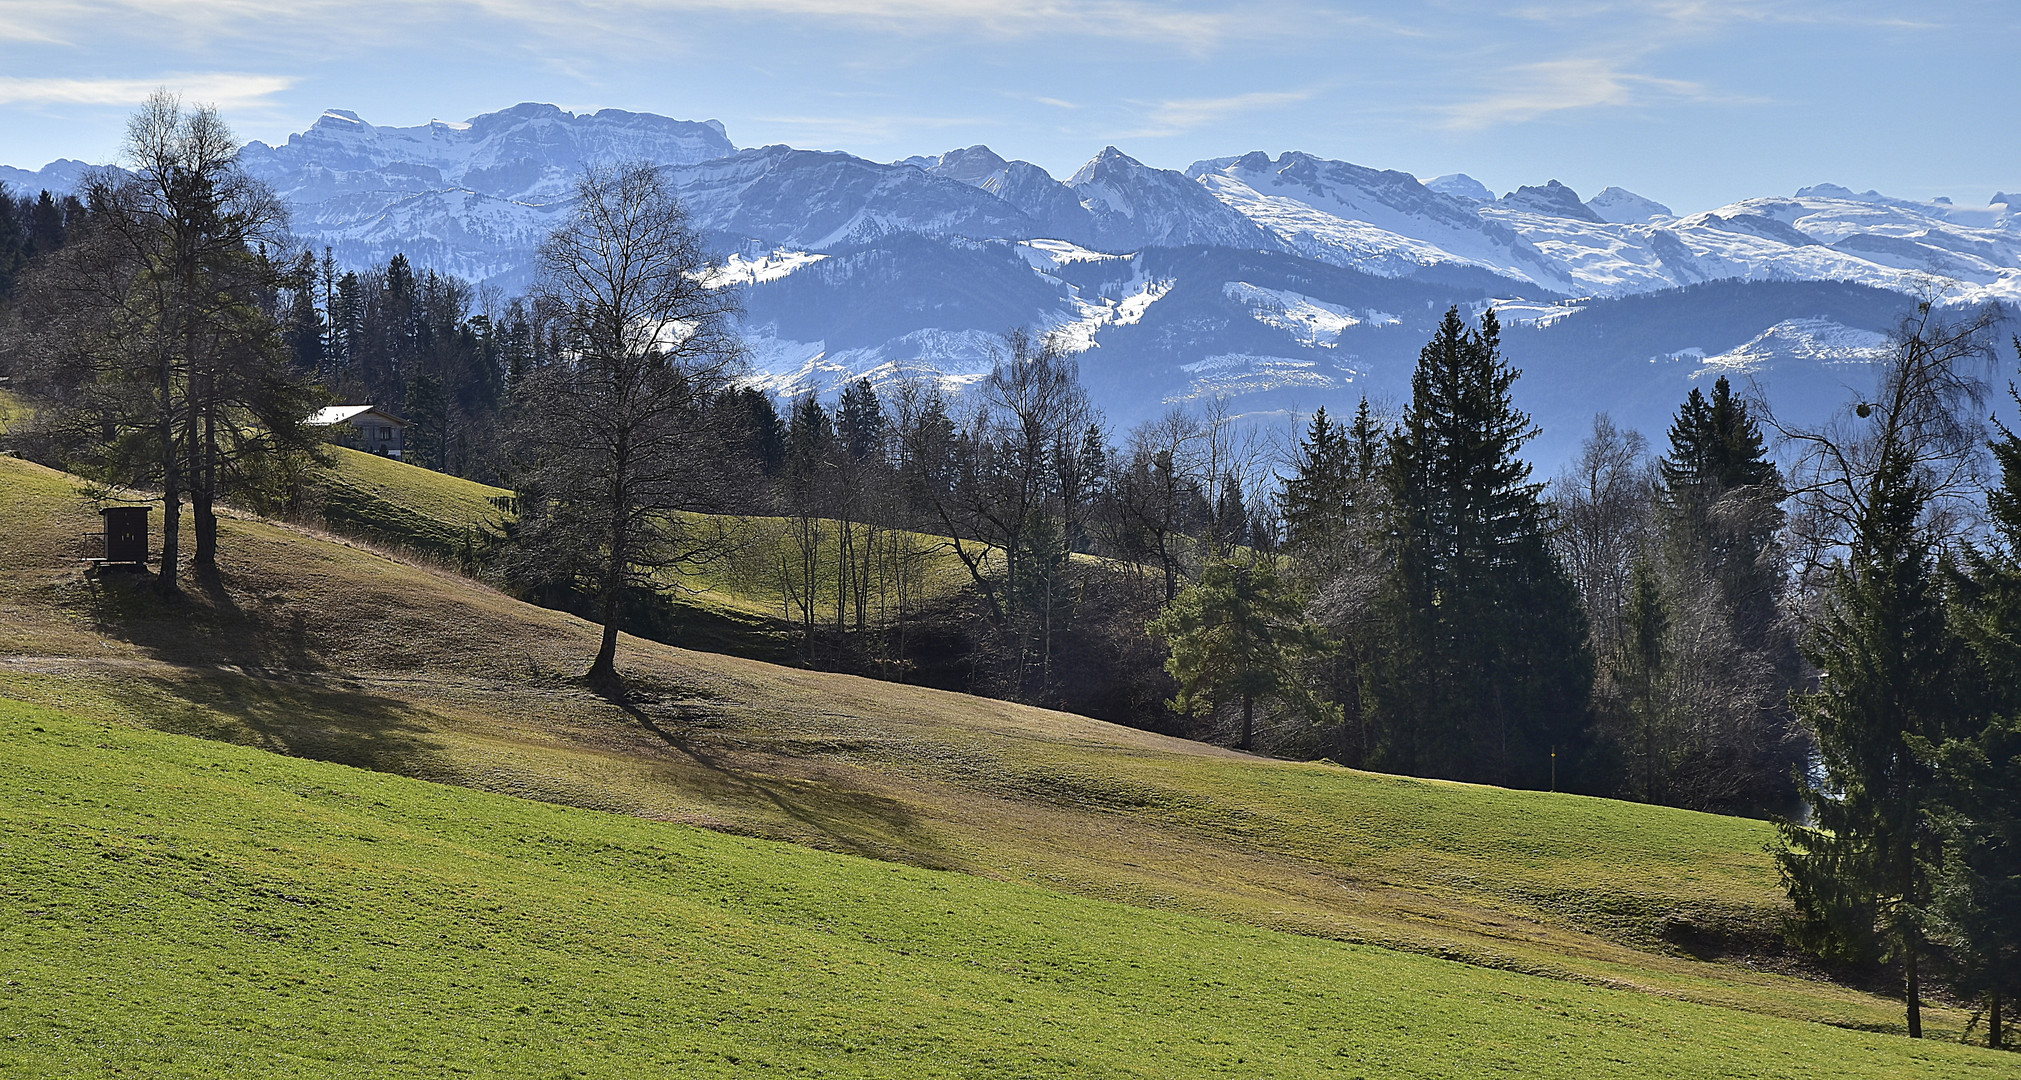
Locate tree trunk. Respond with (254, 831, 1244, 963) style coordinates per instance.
(157, 357, 181, 596)
(1990, 991, 2002, 1050)
(1642, 705, 1654, 802)
(1240, 693, 1254, 751)
(194, 490, 217, 569)
(194, 396, 218, 569)
(836, 522, 848, 635)
(588, 577, 622, 685)
(1906, 944, 1921, 1039)
(588, 493, 628, 686)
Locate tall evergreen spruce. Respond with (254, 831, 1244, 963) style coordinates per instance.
(1370, 308, 1592, 788)
(1624, 376, 1799, 813)
(1280, 406, 1354, 560)
(1280, 397, 1390, 764)
(1933, 386, 2021, 1047)
(1775, 303, 1997, 1038)
(1659, 376, 1786, 650)
(1617, 557, 1669, 803)
(1777, 437, 1958, 1037)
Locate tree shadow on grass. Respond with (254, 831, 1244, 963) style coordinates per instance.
(595, 675, 953, 869)
(111, 669, 455, 782)
(82, 567, 322, 676)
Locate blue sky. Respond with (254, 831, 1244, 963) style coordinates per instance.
(2, 0, 2016, 214)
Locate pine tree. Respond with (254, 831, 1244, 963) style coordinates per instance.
(1931, 384, 2021, 1048)
(283, 250, 325, 375)
(26, 191, 66, 257)
(1280, 406, 1352, 556)
(1149, 554, 1335, 751)
(1612, 377, 1800, 813)
(1777, 438, 1958, 1037)
(330, 271, 362, 391)
(1659, 375, 1784, 646)
(1369, 307, 1592, 788)
(715, 387, 786, 477)
(0, 187, 26, 299)
(1923, 711, 2021, 1049)
(1618, 557, 1669, 803)
(836, 378, 884, 460)
(1773, 305, 1999, 1037)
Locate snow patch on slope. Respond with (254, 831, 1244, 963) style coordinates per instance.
(1016, 238, 1130, 271)
(706, 249, 830, 287)
(1696, 318, 1892, 377)
(1034, 250, 1172, 353)
(1487, 298, 1589, 328)
(1222, 281, 1363, 346)
(741, 328, 1011, 400)
(1171, 353, 1346, 402)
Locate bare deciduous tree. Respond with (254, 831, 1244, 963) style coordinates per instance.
(508, 161, 743, 686)
(1552, 414, 1652, 662)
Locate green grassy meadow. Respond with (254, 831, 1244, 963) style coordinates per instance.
(314, 445, 976, 659)
(0, 389, 25, 434)
(2, 452, 2015, 1071)
(316, 445, 515, 557)
(1, 694, 2007, 1079)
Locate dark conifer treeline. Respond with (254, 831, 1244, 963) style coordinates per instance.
(0, 186, 87, 301)
(271, 248, 565, 481)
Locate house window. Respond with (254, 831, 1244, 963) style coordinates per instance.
(378, 426, 394, 440)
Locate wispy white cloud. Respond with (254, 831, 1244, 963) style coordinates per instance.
(1437, 58, 1726, 129)
(2, 0, 1273, 51)
(1503, 0, 1945, 32)
(654, 0, 1245, 47)
(1127, 88, 1319, 137)
(0, 73, 296, 109)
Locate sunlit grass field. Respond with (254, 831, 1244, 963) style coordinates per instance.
(0, 388, 26, 434)
(2, 452, 2010, 1071)
(1, 694, 2005, 1079)
(316, 445, 975, 647)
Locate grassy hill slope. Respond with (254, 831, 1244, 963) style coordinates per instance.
(316, 445, 515, 558)
(3, 694, 2006, 1079)
(0, 389, 25, 434)
(0, 454, 1982, 1044)
(314, 445, 973, 661)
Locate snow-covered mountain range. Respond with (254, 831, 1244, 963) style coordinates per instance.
(7, 103, 2017, 465)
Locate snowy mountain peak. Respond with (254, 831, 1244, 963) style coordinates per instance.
(1064, 147, 1280, 252)
(237, 102, 738, 207)
(929, 145, 1013, 183)
(1496, 180, 1604, 223)
(1795, 183, 1881, 202)
(1423, 173, 1492, 202)
(1068, 146, 1141, 186)
(1585, 186, 1673, 224)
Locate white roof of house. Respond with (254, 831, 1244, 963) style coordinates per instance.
(308, 405, 404, 427)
